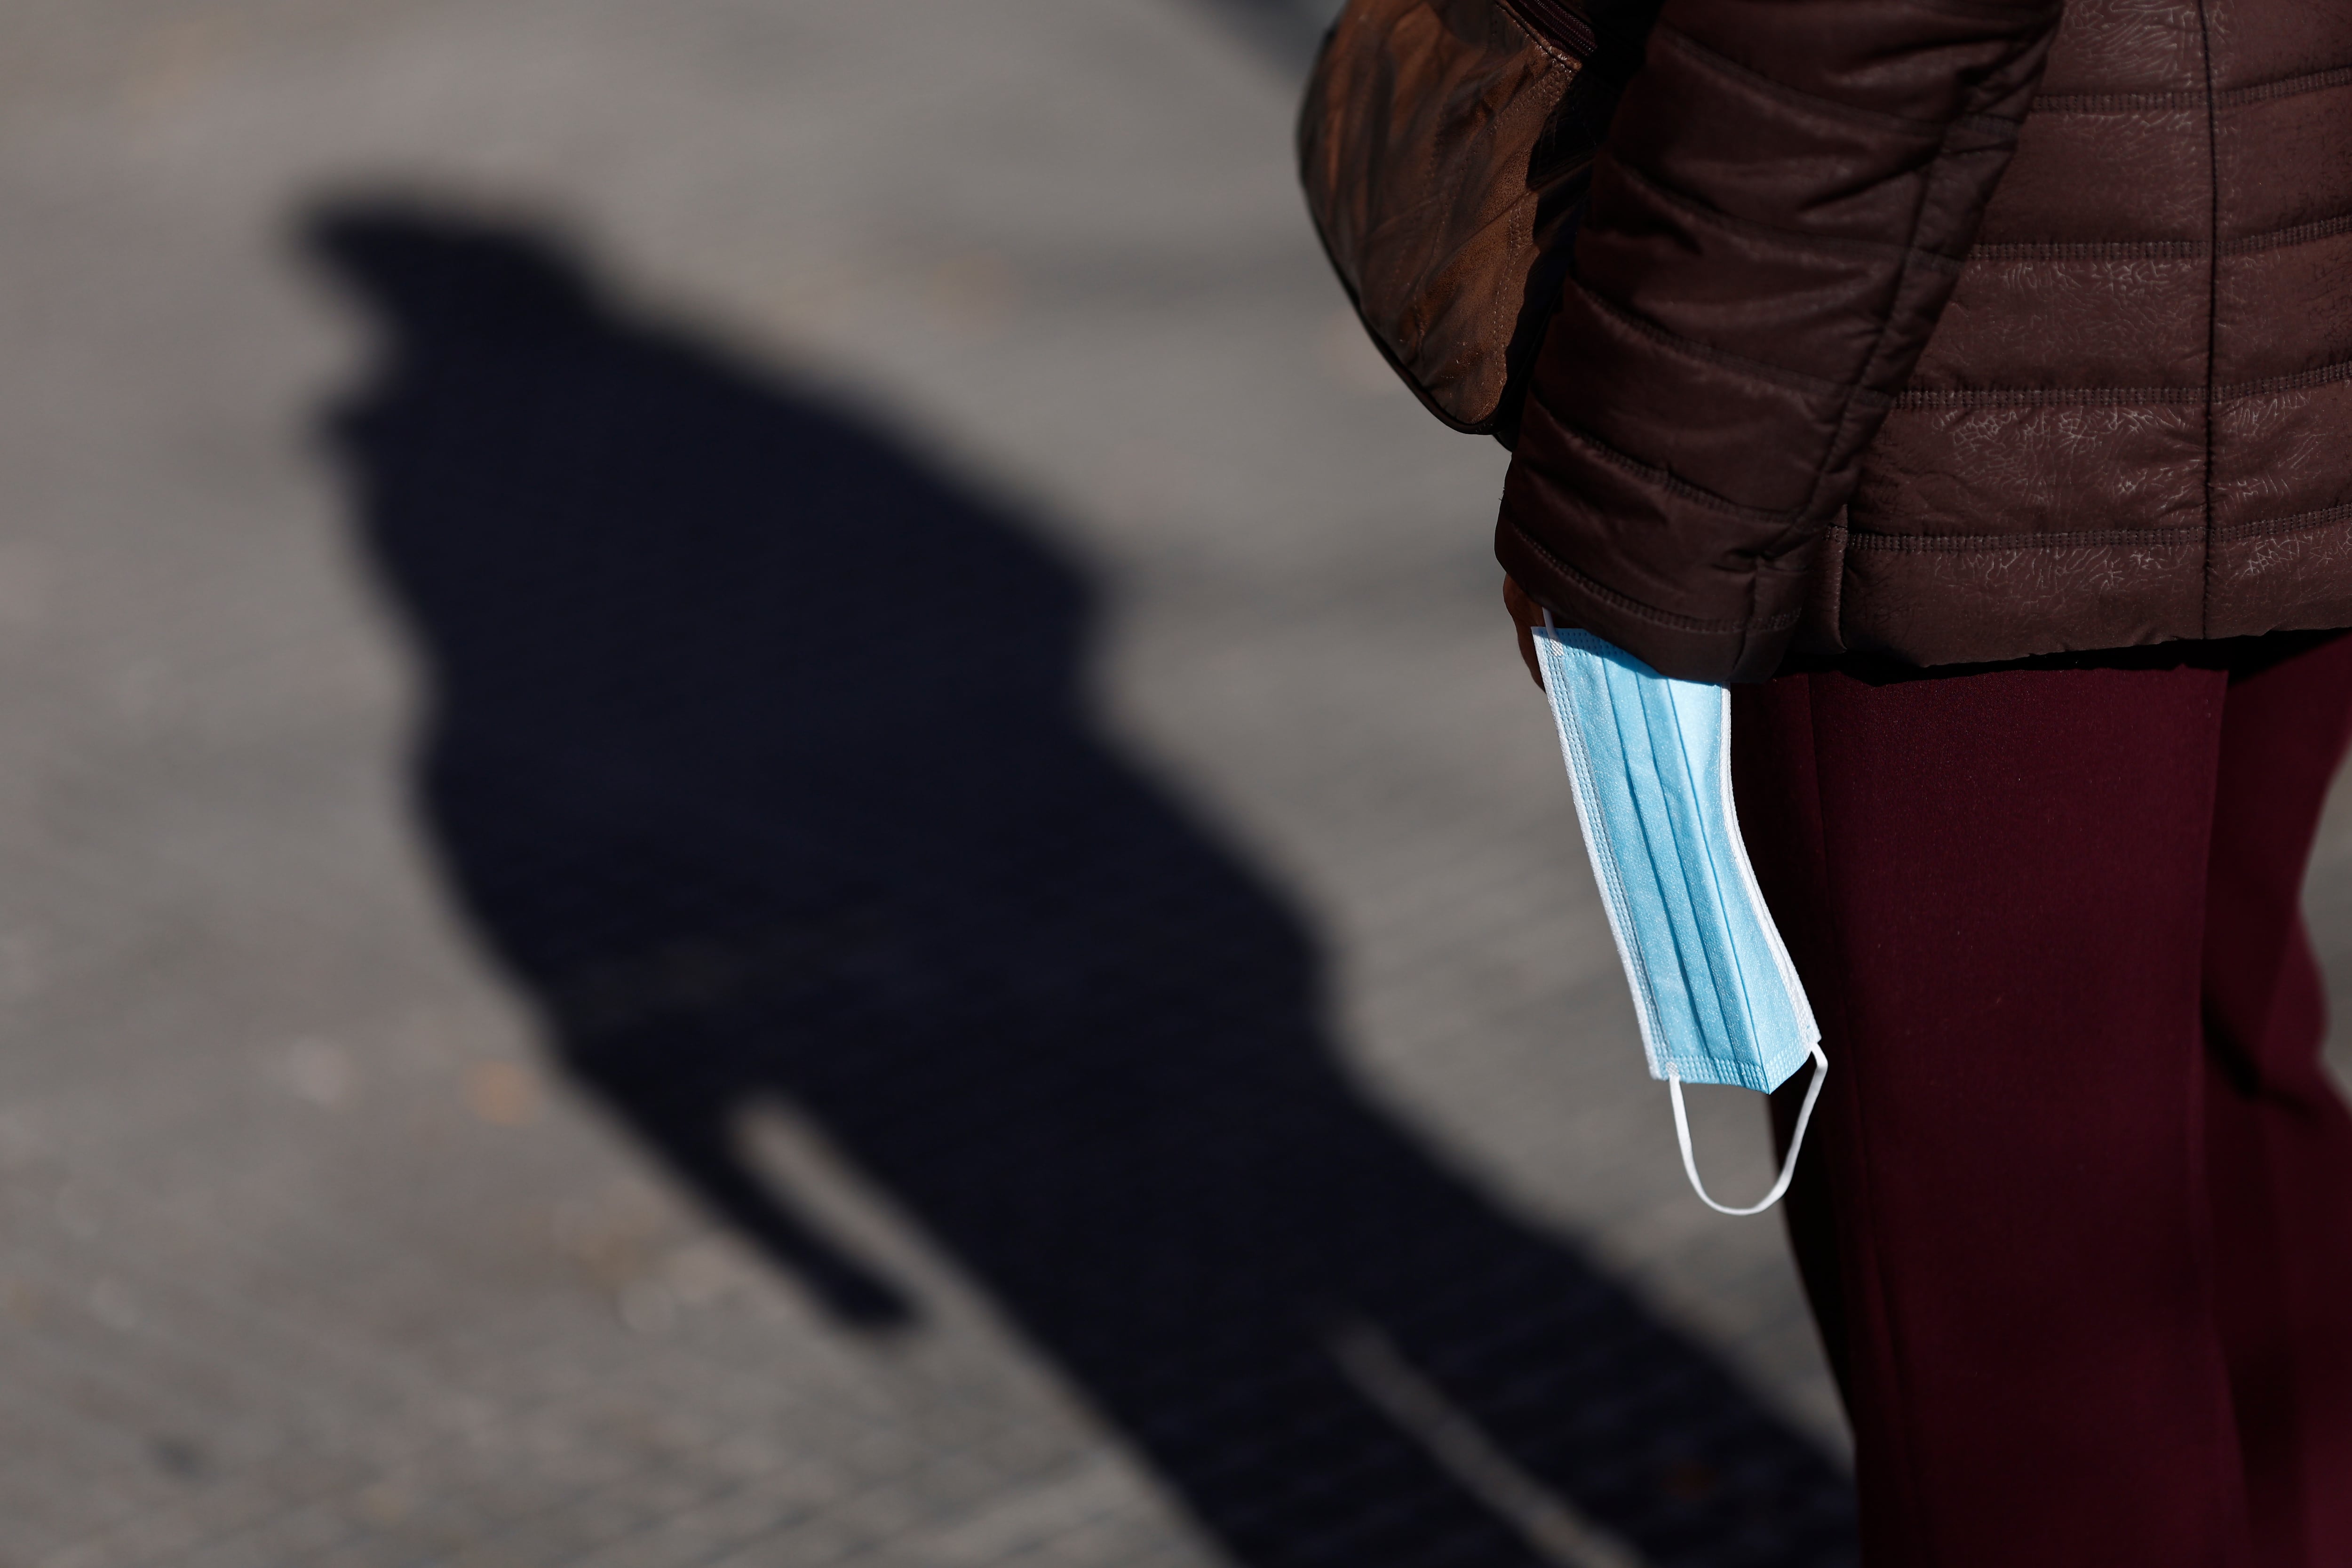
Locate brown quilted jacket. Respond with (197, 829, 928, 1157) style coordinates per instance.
(1497, 0, 2352, 682)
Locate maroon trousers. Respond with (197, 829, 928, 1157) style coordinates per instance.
(1731, 633, 2352, 1568)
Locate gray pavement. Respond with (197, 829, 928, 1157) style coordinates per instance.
(0, 4, 2347, 1567)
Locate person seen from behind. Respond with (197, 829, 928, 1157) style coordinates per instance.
(1489, 0, 2352, 1561)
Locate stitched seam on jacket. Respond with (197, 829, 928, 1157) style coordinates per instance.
(1847, 503, 2352, 551)
(1612, 161, 1968, 274)
(2221, 211, 2352, 255)
(1652, 23, 1952, 135)
(2210, 499, 2352, 541)
(1966, 237, 2201, 260)
(1966, 212, 2352, 260)
(2194, 0, 2221, 638)
(1891, 353, 2352, 407)
(1542, 416, 1807, 526)
(1504, 519, 1799, 635)
(2034, 62, 2352, 114)
(1573, 279, 1891, 406)
(1845, 526, 2203, 552)
(1889, 0, 2064, 20)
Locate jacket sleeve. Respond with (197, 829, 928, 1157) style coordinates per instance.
(1497, 0, 2062, 682)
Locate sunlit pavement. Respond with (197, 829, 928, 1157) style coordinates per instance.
(1, 5, 2347, 1566)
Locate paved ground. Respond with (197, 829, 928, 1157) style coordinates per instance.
(1, 4, 2348, 1567)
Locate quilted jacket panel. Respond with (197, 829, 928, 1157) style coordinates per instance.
(1498, 0, 2352, 678)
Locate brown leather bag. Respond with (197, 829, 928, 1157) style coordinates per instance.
(1297, 0, 1617, 440)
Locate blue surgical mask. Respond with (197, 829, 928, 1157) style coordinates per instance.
(1531, 615, 1826, 1216)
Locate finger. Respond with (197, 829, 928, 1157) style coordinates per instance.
(1503, 577, 1544, 690)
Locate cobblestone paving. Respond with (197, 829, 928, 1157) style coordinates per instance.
(2, 4, 2348, 1567)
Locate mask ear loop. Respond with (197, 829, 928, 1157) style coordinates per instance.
(1667, 1043, 1828, 1217)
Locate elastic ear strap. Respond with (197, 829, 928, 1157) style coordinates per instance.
(1667, 1043, 1828, 1217)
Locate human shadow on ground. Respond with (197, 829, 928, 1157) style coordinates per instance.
(307, 201, 1855, 1568)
